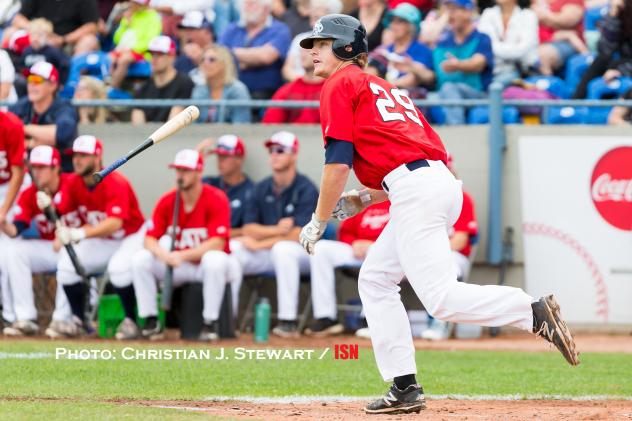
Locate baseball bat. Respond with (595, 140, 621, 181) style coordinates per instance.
(92, 106, 200, 184)
(24, 158, 88, 281)
(160, 187, 181, 311)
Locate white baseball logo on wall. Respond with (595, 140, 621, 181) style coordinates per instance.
(519, 137, 632, 325)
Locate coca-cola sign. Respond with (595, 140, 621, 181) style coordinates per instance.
(590, 146, 632, 231)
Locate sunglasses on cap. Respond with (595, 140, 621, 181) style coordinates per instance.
(27, 75, 46, 85)
(268, 145, 294, 154)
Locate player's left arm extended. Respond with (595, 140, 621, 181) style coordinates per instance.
(82, 217, 124, 238)
(24, 124, 56, 146)
(176, 237, 227, 262)
(314, 163, 351, 221)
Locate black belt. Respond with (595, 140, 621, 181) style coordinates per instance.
(381, 159, 429, 192)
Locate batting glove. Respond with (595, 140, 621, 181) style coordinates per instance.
(36, 191, 52, 211)
(299, 214, 328, 255)
(331, 189, 371, 221)
(56, 226, 86, 245)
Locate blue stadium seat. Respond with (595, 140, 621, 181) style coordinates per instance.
(584, 6, 608, 31)
(127, 60, 151, 78)
(525, 76, 569, 98)
(565, 53, 595, 95)
(107, 87, 133, 99)
(587, 76, 632, 99)
(60, 52, 111, 98)
(428, 106, 446, 125)
(543, 106, 589, 124)
(467, 106, 521, 124)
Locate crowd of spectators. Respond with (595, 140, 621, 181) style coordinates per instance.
(0, 0, 630, 126)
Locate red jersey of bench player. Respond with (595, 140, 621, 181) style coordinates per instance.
(146, 184, 231, 254)
(319, 65, 447, 189)
(339, 201, 390, 244)
(0, 111, 25, 185)
(449, 191, 478, 257)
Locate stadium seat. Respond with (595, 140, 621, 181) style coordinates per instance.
(584, 5, 608, 31)
(585, 77, 632, 124)
(60, 52, 111, 98)
(467, 106, 521, 124)
(429, 106, 446, 125)
(565, 53, 595, 95)
(127, 60, 151, 79)
(525, 76, 569, 98)
(542, 106, 589, 124)
(107, 87, 133, 99)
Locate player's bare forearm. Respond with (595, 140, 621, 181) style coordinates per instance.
(315, 163, 350, 221)
(252, 228, 301, 249)
(83, 217, 123, 238)
(25, 125, 57, 146)
(1, 166, 24, 215)
(243, 223, 284, 240)
(144, 236, 171, 262)
(230, 227, 244, 238)
(450, 231, 469, 252)
(0, 221, 17, 237)
(178, 237, 226, 262)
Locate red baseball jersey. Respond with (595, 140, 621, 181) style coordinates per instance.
(449, 190, 478, 257)
(339, 201, 391, 245)
(54, 171, 145, 239)
(146, 184, 231, 254)
(0, 112, 25, 186)
(319, 65, 447, 189)
(12, 174, 81, 240)
(262, 78, 324, 124)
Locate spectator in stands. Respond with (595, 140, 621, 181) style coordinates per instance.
(109, 0, 162, 89)
(305, 201, 391, 337)
(9, 62, 78, 173)
(197, 135, 255, 238)
(231, 131, 319, 338)
(282, 0, 343, 82)
(608, 87, 632, 124)
(367, 3, 435, 90)
(213, 0, 241, 39)
(190, 44, 251, 124)
(280, 0, 311, 38)
(572, 0, 632, 99)
(175, 11, 215, 75)
(478, 0, 538, 87)
(149, 0, 215, 38)
(0, 48, 17, 108)
(10, 0, 99, 52)
(389, 0, 435, 16)
(219, 0, 292, 101)
(21, 19, 70, 84)
(433, 0, 493, 125)
(350, 0, 388, 52)
(0, 1, 20, 41)
(420, 2, 449, 48)
(131, 36, 194, 124)
(262, 47, 323, 124)
(73, 76, 108, 124)
(532, 0, 586, 75)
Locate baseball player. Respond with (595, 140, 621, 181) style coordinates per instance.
(125, 149, 235, 341)
(1, 146, 76, 336)
(46, 135, 145, 338)
(298, 14, 579, 414)
(0, 111, 26, 327)
(305, 201, 390, 337)
(232, 131, 319, 338)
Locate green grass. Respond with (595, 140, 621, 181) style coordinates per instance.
(1, 340, 631, 401)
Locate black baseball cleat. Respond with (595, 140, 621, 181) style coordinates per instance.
(364, 383, 426, 415)
(532, 295, 580, 366)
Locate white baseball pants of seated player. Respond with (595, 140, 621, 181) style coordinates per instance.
(358, 160, 534, 382)
(0, 236, 16, 323)
(132, 246, 241, 322)
(56, 227, 146, 288)
(230, 239, 310, 321)
(310, 240, 363, 320)
(6, 238, 71, 322)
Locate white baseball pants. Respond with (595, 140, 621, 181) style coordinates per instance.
(231, 239, 310, 321)
(5, 238, 71, 322)
(310, 240, 363, 320)
(359, 161, 534, 381)
(132, 247, 240, 322)
(0, 235, 15, 323)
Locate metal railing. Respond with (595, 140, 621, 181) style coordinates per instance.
(4, 88, 632, 263)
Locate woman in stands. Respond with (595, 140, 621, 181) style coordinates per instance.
(572, 0, 632, 98)
(190, 44, 252, 124)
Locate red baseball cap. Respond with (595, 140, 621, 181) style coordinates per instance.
(73, 135, 103, 156)
(148, 35, 177, 55)
(24, 62, 59, 84)
(8, 29, 30, 54)
(169, 149, 204, 171)
(264, 131, 299, 153)
(211, 134, 246, 156)
(30, 145, 61, 167)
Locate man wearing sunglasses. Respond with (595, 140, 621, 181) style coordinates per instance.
(232, 131, 318, 338)
(9, 62, 78, 173)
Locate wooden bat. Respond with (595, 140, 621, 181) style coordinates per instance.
(93, 106, 200, 184)
(160, 187, 181, 311)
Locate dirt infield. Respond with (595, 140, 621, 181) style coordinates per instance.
(134, 398, 632, 420)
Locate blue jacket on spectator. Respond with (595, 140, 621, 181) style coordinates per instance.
(9, 97, 78, 172)
(21, 45, 70, 83)
(218, 17, 291, 96)
(433, 30, 494, 91)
